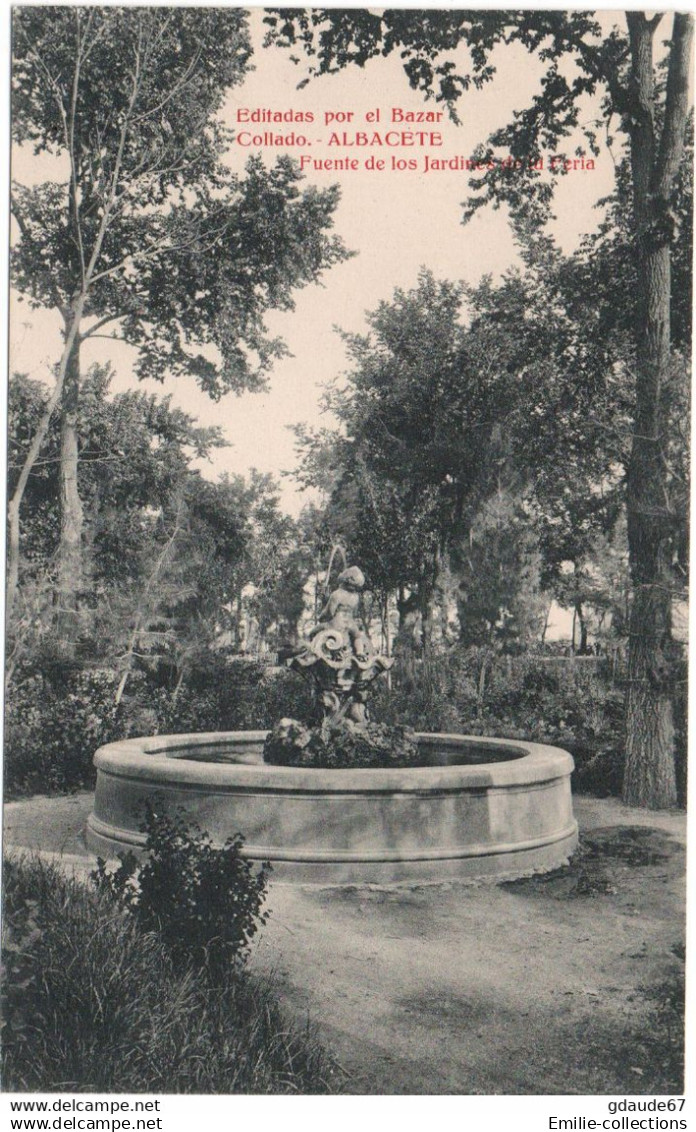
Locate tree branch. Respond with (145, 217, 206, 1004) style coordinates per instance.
(88, 219, 230, 285)
(81, 312, 122, 337)
(654, 13, 694, 197)
(68, 8, 88, 284)
(10, 193, 67, 313)
(81, 16, 145, 284)
(130, 47, 202, 124)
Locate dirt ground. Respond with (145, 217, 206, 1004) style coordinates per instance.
(3, 793, 687, 1095)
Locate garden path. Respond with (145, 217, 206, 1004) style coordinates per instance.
(3, 794, 686, 1095)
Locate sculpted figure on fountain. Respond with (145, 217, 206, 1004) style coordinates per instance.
(289, 565, 392, 726)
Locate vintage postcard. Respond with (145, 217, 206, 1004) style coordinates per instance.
(3, 3, 690, 1118)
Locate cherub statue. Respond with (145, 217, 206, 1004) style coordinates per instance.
(288, 562, 392, 726)
(310, 565, 371, 660)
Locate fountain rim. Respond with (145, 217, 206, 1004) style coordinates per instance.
(93, 730, 575, 792)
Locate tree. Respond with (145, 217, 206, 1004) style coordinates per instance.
(113, 474, 253, 699)
(268, 8, 693, 807)
(7, 366, 228, 681)
(453, 490, 547, 652)
(295, 270, 525, 652)
(464, 241, 633, 626)
(9, 365, 225, 579)
(235, 474, 312, 651)
(8, 367, 324, 697)
(10, 6, 349, 636)
(179, 471, 297, 656)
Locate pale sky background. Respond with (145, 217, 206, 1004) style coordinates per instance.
(9, 6, 622, 518)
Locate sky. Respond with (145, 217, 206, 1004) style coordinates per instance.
(9, 6, 622, 517)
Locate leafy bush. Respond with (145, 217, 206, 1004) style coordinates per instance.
(93, 803, 271, 976)
(371, 653, 466, 733)
(2, 856, 338, 1093)
(4, 645, 684, 804)
(156, 660, 314, 734)
(3, 658, 314, 798)
(373, 647, 629, 796)
(4, 670, 130, 796)
(263, 717, 419, 769)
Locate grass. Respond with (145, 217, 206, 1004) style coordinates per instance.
(637, 943, 685, 1094)
(1, 856, 340, 1094)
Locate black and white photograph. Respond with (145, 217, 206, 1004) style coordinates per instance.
(2, 2, 691, 1110)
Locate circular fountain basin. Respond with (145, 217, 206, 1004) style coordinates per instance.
(86, 731, 577, 884)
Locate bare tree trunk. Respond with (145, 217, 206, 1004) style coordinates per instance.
(396, 585, 408, 629)
(421, 588, 435, 656)
(540, 600, 551, 647)
(382, 592, 392, 691)
(171, 664, 186, 705)
(476, 653, 488, 718)
(395, 588, 419, 680)
(623, 233, 677, 805)
(56, 325, 84, 651)
(382, 593, 391, 658)
(234, 591, 244, 650)
(6, 296, 86, 622)
(575, 600, 588, 655)
(623, 585, 676, 805)
(622, 12, 692, 808)
(115, 500, 185, 705)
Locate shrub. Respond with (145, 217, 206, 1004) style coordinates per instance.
(152, 657, 267, 733)
(373, 647, 629, 796)
(4, 644, 681, 804)
(3, 658, 314, 799)
(4, 670, 130, 796)
(370, 653, 466, 733)
(263, 718, 419, 769)
(2, 856, 338, 1094)
(144, 659, 315, 735)
(93, 803, 271, 976)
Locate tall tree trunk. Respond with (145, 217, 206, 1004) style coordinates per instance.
(396, 585, 408, 629)
(56, 323, 84, 651)
(395, 587, 419, 677)
(382, 593, 391, 658)
(623, 229, 676, 806)
(575, 600, 588, 655)
(382, 592, 392, 691)
(420, 587, 435, 656)
(540, 600, 551, 647)
(622, 13, 692, 808)
(420, 546, 443, 656)
(6, 294, 86, 623)
(623, 584, 676, 805)
(235, 591, 245, 651)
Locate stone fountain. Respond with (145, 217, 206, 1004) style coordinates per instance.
(87, 564, 577, 883)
